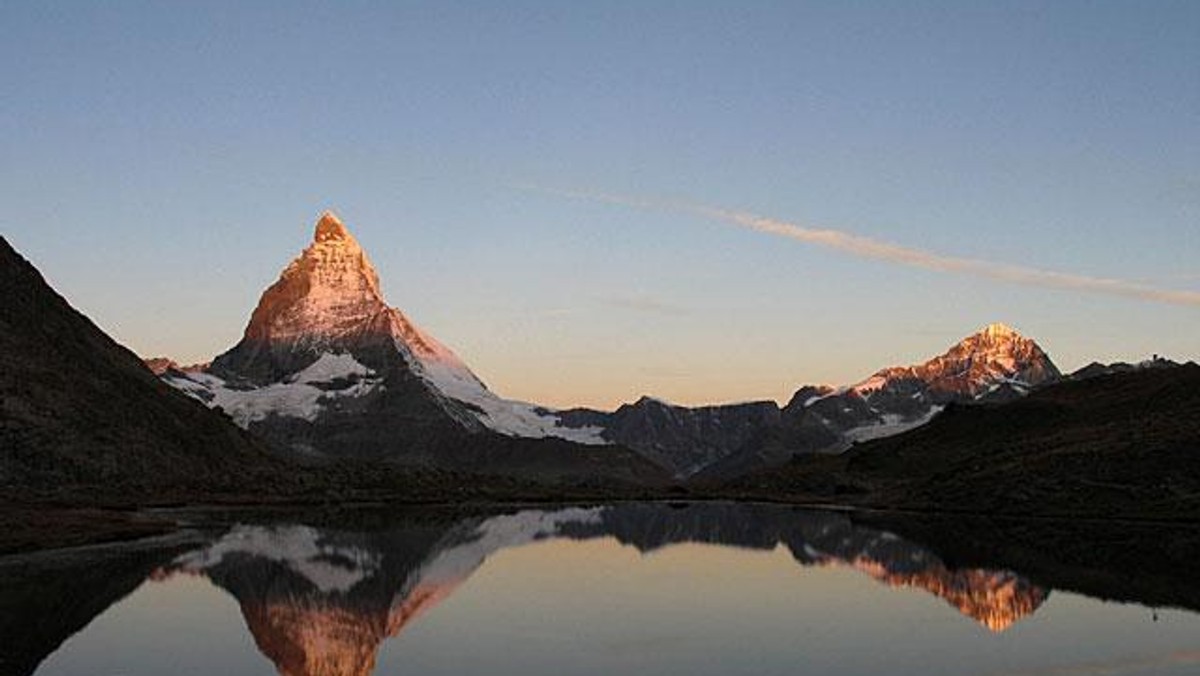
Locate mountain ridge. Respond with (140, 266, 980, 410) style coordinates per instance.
(556, 321, 1062, 477)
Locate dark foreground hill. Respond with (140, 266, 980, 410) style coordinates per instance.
(0, 236, 294, 502)
(722, 364, 1200, 519)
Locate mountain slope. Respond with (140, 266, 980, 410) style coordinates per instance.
(0, 237, 283, 501)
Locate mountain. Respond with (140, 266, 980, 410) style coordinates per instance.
(0, 236, 285, 501)
(157, 220, 1055, 483)
(161, 212, 663, 483)
(559, 323, 1060, 478)
(727, 363, 1200, 519)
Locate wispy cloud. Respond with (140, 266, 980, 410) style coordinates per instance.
(522, 185, 1200, 309)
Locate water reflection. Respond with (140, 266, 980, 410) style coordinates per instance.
(4, 503, 1199, 676)
(145, 505, 1045, 675)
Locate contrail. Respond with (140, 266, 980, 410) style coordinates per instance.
(522, 185, 1200, 308)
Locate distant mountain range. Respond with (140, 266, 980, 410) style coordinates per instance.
(151, 211, 1075, 479)
(561, 321, 1062, 477)
(729, 361, 1200, 519)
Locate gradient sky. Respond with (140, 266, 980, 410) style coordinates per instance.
(3, 1, 1198, 408)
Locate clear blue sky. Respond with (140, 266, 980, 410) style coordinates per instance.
(3, 1, 1198, 408)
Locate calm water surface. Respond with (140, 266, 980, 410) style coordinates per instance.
(5, 503, 1199, 676)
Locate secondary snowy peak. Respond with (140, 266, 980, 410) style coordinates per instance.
(853, 322, 1060, 399)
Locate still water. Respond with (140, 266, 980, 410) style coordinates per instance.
(5, 503, 1199, 676)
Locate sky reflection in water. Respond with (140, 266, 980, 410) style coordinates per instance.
(22, 504, 1200, 676)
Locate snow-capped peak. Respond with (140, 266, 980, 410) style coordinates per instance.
(851, 322, 1060, 400)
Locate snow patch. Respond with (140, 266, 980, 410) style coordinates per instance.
(164, 353, 382, 427)
(842, 406, 943, 446)
(415, 356, 607, 445)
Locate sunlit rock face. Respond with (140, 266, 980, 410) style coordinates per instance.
(856, 322, 1061, 402)
(211, 211, 475, 389)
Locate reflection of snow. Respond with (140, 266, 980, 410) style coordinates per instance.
(173, 525, 381, 593)
(409, 508, 606, 590)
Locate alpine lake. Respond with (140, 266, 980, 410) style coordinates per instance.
(4, 502, 1198, 676)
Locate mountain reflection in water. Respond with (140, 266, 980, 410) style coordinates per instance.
(6, 502, 1199, 676)
(150, 505, 1042, 676)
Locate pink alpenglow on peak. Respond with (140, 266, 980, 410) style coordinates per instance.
(850, 322, 1060, 399)
(171, 211, 608, 447)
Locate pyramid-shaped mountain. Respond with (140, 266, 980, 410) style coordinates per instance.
(163, 212, 658, 482)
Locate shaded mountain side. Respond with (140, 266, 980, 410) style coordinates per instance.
(721, 365, 1200, 519)
(0, 237, 292, 500)
(558, 398, 790, 477)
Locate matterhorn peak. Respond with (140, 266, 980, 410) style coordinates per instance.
(220, 210, 388, 357)
(314, 210, 351, 243)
